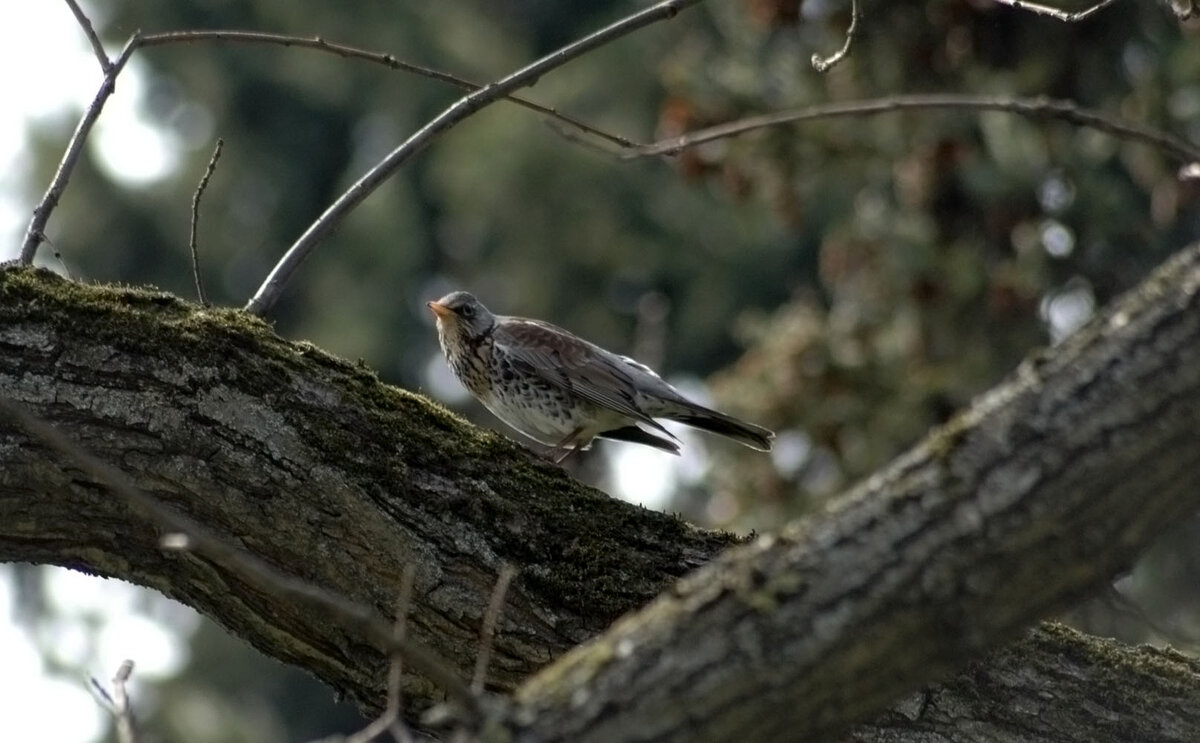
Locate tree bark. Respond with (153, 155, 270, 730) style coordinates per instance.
(0, 247, 1199, 741)
(850, 623, 1200, 743)
(0, 267, 735, 707)
(503, 245, 1200, 742)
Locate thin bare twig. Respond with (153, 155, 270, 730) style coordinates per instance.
(811, 0, 861, 73)
(18, 33, 140, 264)
(0, 397, 481, 717)
(992, 0, 1119, 22)
(64, 0, 112, 73)
(189, 138, 223, 307)
(333, 566, 417, 743)
(472, 564, 518, 693)
(384, 571, 417, 743)
(111, 660, 138, 743)
(137, 30, 633, 150)
(88, 661, 140, 743)
(622, 94, 1200, 164)
(88, 678, 115, 709)
(243, 0, 703, 317)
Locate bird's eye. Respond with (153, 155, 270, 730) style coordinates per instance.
(460, 304, 475, 318)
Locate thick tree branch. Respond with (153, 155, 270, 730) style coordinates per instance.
(852, 623, 1200, 743)
(499, 244, 1200, 741)
(2, 243, 1200, 740)
(0, 395, 479, 712)
(0, 267, 732, 713)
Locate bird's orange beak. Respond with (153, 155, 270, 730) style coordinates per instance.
(427, 300, 453, 320)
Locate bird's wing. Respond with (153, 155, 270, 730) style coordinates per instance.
(597, 425, 680, 454)
(492, 319, 678, 440)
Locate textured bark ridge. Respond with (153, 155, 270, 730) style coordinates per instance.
(1, 250, 1200, 743)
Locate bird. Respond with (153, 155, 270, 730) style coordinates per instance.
(427, 291, 774, 462)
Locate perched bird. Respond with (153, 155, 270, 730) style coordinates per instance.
(427, 291, 774, 461)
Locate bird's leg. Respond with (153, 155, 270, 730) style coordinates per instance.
(551, 427, 584, 464)
(553, 447, 578, 464)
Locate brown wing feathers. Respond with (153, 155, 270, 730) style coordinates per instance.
(494, 320, 678, 440)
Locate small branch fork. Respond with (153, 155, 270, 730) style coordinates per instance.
(89, 660, 139, 743)
(64, 0, 110, 73)
(812, 0, 1118, 76)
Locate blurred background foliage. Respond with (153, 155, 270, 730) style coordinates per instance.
(10, 0, 1200, 740)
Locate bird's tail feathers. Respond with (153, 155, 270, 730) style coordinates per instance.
(665, 404, 774, 452)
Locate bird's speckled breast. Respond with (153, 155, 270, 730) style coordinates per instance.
(480, 353, 578, 442)
(442, 333, 493, 397)
(440, 319, 639, 447)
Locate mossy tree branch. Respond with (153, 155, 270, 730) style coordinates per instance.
(1, 248, 1199, 741)
(855, 623, 1200, 743)
(0, 267, 734, 711)
(502, 245, 1200, 741)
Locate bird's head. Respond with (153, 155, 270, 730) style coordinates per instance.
(427, 291, 496, 347)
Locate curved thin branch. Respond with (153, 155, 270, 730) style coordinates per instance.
(189, 138, 223, 307)
(993, 0, 1119, 22)
(18, 33, 140, 264)
(622, 94, 1200, 163)
(243, 0, 702, 316)
(136, 30, 633, 150)
(811, 0, 861, 73)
